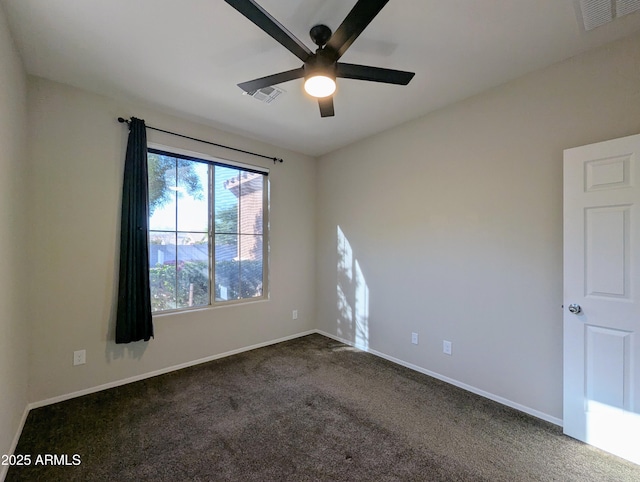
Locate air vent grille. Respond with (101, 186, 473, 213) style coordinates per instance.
(244, 86, 284, 104)
(617, 0, 640, 16)
(579, 0, 640, 30)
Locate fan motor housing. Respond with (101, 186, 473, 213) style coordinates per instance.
(310, 24, 332, 46)
(304, 48, 337, 77)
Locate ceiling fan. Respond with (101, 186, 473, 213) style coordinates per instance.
(224, 0, 415, 117)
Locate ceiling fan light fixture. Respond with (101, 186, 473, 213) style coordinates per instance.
(304, 74, 336, 98)
(225, 0, 415, 117)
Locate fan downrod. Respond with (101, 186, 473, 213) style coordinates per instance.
(309, 24, 332, 47)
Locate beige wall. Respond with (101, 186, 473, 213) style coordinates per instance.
(316, 32, 640, 421)
(26, 77, 316, 403)
(0, 2, 29, 471)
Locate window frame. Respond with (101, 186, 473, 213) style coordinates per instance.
(147, 143, 269, 314)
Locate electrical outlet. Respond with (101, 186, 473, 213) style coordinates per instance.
(73, 349, 86, 366)
(411, 332, 418, 345)
(292, 310, 298, 320)
(443, 340, 452, 355)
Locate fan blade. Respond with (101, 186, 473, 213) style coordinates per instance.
(225, 0, 313, 62)
(325, 0, 389, 59)
(318, 97, 335, 117)
(238, 67, 305, 92)
(336, 63, 415, 85)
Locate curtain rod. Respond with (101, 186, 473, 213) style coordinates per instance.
(117, 117, 284, 164)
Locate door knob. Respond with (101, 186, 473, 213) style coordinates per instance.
(568, 304, 582, 314)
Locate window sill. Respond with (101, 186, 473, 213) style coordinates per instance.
(152, 297, 270, 318)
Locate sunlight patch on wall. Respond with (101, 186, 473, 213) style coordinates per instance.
(337, 226, 370, 350)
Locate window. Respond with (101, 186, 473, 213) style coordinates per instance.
(147, 148, 268, 313)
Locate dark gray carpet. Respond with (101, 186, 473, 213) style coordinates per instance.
(7, 334, 640, 481)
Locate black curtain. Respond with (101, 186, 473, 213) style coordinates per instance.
(116, 117, 154, 343)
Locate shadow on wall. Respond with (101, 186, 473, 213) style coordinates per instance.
(337, 226, 370, 350)
(104, 305, 149, 363)
(104, 252, 149, 363)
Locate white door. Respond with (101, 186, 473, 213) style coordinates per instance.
(564, 133, 640, 465)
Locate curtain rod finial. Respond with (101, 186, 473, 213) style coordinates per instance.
(274, 157, 283, 164)
(117, 117, 130, 124)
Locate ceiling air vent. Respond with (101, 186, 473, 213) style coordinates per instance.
(578, 0, 640, 30)
(617, 0, 640, 15)
(244, 86, 285, 104)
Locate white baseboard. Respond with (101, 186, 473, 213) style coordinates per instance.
(29, 330, 316, 410)
(315, 329, 563, 427)
(1, 404, 30, 482)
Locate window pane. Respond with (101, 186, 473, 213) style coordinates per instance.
(238, 172, 264, 235)
(240, 235, 263, 299)
(148, 154, 177, 231)
(149, 231, 178, 265)
(176, 232, 210, 309)
(177, 160, 208, 232)
(148, 148, 267, 311)
(238, 231, 263, 265)
(214, 166, 265, 302)
(215, 166, 238, 236)
(215, 234, 239, 301)
(149, 231, 177, 311)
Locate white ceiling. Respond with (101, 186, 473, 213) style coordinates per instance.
(3, 0, 640, 156)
